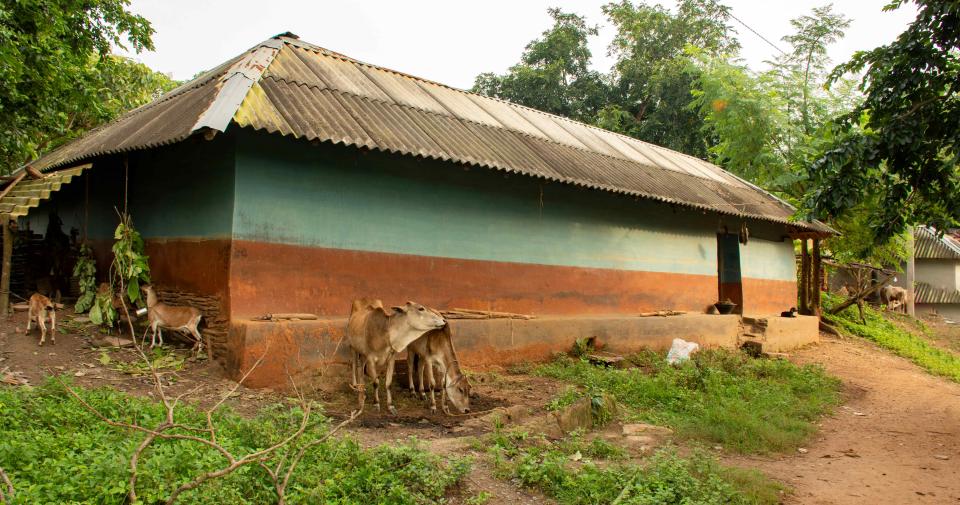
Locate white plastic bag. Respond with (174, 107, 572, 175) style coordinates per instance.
(666, 338, 700, 365)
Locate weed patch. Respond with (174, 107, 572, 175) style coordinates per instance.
(0, 380, 467, 504)
(536, 349, 840, 453)
(485, 426, 782, 504)
(824, 294, 960, 382)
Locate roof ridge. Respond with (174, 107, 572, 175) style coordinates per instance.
(278, 37, 737, 179)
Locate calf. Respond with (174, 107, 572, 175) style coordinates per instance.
(142, 285, 205, 355)
(347, 298, 445, 415)
(26, 293, 56, 346)
(881, 285, 909, 313)
(407, 324, 471, 414)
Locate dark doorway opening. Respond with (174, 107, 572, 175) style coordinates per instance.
(717, 233, 743, 314)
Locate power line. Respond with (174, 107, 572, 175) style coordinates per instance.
(727, 11, 788, 56)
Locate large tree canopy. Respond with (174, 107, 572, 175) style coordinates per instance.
(472, 8, 609, 123)
(472, 0, 738, 158)
(805, 0, 960, 243)
(0, 0, 175, 173)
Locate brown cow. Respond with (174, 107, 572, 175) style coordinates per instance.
(881, 285, 909, 313)
(347, 299, 446, 415)
(406, 324, 471, 414)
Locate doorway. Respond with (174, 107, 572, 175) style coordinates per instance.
(717, 233, 743, 314)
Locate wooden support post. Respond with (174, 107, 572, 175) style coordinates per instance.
(0, 215, 12, 317)
(905, 229, 916, 317)
(812, 239, 822, 315)
(800, 239, 811, 315)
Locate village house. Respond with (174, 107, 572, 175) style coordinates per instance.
(0, 33, 831, 386)
(913, 226, 960, 321)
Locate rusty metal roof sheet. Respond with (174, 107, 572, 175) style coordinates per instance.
(916, 226, 960, 259)
(0, 164, 90, 217)
(915, 281, 960, 304)
(25, 32, 832, 233)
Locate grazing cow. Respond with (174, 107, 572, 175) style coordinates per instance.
(26, 293, 56, 346)
(347, 299, 446, 415)
(881, 285, 909, 313)
(406, 324, 471, 414)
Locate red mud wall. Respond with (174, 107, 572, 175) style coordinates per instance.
(228, 241, 721, 318)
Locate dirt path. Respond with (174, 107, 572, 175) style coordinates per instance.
(729, 336, 960, 504)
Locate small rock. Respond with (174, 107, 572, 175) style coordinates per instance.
(74, 370, 86, 377)
(622, 423, 673, 437)
(569, 451, 582, 461)
(54, 366, 65, 371)
(388, 422, 401, 428)
(853, 411, 866, 416)
(419, 418, 430, 424)
(625, 435, 656, 445)
(713, 445, 722, 451)
(797, 448, 808, 454)
(933, 455, 950, 460)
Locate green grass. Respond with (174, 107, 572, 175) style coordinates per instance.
(535, 349, 841, 454)
(0, 380, 467, 504)
(486, 428, 783, 505)
(824, 293, 960, 383)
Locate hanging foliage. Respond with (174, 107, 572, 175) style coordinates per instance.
(89, 283, 117, 327)
(72, 245, 97, 313)
(111, 214, 151, 305)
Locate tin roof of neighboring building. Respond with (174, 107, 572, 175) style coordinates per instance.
(916, 226, 960, 259)
(915, 281, 960, 304)
(21, 33, 832, 233)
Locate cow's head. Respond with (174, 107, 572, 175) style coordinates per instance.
(391, 301, 445, 331)
(445, 374, 471, 414)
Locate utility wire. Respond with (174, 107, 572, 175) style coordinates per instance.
(727, 11, 789, 56)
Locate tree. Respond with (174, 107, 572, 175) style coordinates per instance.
(600, 0, 739, 157)
(0, 0, 173, 173)
(472, 8, 609, 123)
(805, 0, 960, 244)
(472, 1, 740, 158)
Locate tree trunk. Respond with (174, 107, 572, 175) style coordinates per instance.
(0, 216, 12, 317)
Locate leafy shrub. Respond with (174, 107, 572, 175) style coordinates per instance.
(536, 349, 840, 453)
(0, 380, 467, 504)
(488, 430, 780, 505)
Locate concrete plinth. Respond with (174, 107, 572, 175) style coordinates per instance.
(224, 313, 817, 389)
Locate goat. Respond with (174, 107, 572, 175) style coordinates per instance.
(142, 285, 205, 355)
(406, 324, 471, 414)
(26, 293, 56, 346)
(347, 298, 446, 415)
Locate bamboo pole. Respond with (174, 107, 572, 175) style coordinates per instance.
(812, 238, 822, 315)
(800, 239, 810, 314)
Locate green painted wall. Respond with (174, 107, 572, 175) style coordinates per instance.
(232, 130, 795, 280)
(26, 135, 236, 242)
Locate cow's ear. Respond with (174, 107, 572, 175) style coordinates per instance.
(391, 305, 406, 314)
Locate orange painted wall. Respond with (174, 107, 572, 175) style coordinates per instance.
(229, 240, 739, 318)
(741, 277, 798, 315)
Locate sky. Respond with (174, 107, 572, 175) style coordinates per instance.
(116, 0, 918, 89)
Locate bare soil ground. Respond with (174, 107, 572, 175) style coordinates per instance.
(727, 335, 960, 504)
(4, 308, 960, 504)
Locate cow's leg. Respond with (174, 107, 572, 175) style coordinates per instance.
(26, 307, 33, 335)
(351, 352, 366, 415)
(384, 356, 398, 415)
(407, 351, 417, 394)
(364, 356, 380, 412)
(426, 359, 438, 413)
(149, 322, 158, 348)
(38, 316, 46, 346)
(417, 357, 429, 400)
(437, 363, 450, 415)
(49, 310, 55, 345)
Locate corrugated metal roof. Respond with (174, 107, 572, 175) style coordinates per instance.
(916, 226, 960, 259)
(915, 281, 960, 304)
(23, 33, 832, 233)
(0, 164, 90, 217)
